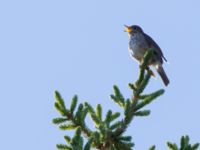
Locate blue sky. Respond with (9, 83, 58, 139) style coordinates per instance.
(0, 0, 200, 149)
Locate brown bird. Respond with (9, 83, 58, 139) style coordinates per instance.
(124, 25, 169, 86)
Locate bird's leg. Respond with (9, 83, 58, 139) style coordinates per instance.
(146, 66, 155, 77)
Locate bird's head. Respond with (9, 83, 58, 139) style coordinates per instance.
(124, 25, 143, 34)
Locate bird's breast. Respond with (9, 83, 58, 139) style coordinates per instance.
(128, 34, 148, 61)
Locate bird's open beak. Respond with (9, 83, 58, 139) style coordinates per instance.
(124, 25, 133, 33)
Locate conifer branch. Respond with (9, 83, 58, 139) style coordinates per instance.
(53, 50, 163, 150)
(53, 93, 92, 138)
(167, 135, 199, 150)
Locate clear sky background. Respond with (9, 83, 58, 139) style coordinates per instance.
(0, 0, 200, 149)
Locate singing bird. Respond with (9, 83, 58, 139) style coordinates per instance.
(124, 25, 169, 86)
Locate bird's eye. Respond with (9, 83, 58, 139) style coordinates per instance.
(133, 26, 137, 30)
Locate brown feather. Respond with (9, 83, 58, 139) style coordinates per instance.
(157, 66, 169, 86)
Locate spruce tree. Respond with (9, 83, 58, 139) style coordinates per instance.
(53, 50, 199, 150)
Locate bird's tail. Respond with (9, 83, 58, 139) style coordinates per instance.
(157, 66, 169, 86)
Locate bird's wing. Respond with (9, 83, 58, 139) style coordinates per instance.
(144, 33, 167, 62)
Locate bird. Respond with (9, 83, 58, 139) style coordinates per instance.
(124, 25, 169, 86)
